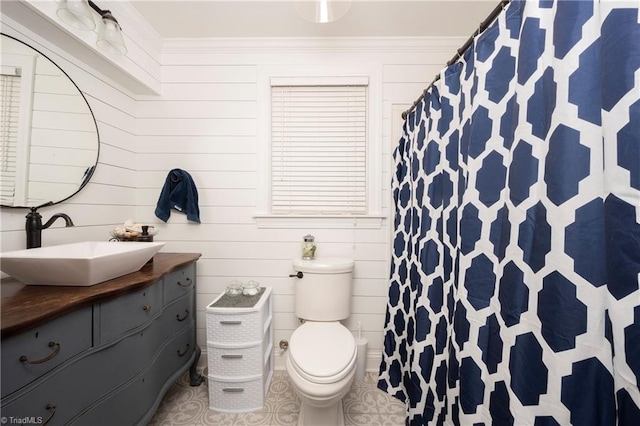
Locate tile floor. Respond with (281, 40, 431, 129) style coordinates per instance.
(148, 370, 406, 425)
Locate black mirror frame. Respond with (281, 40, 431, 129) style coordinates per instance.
(0, 33, 100, 209)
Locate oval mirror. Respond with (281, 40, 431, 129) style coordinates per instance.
(0, 33, 99, 208)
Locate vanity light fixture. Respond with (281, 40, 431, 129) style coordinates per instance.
(96, 9, 127, 54)
(56, 0, 95, 30)
(56, 0, 127, 54)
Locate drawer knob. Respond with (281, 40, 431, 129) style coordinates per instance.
(19, 341, 61, 365)
(221, 354, 243, 359)
(43, 403, 56, 426)
(219, 320, 242, 325)
(143, 304, 152, 312)
(177, 277, 193, 288)
(222, 387, 245, 393)
(177, 343, 190, 357)
(176, 309, 190, 322)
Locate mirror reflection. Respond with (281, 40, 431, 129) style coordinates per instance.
(0, 34, 99, 208)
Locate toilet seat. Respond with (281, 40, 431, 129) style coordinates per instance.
(289, 322, 356, 384)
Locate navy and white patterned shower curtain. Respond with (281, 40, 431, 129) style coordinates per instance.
(378, 1, 640, 424)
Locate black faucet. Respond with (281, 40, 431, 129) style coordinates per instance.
(25, 206, 75, 249)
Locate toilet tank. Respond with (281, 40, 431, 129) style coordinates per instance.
(292, 257, 354, 321)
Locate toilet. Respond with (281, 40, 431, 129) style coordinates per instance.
(286, 257, 357, 426)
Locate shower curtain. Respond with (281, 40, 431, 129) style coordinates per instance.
(378, 0, 640, 424)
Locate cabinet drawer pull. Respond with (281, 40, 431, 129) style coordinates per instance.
(177, 344, 190, 357)
(177, 277, 193, 288)
(143, 304, 152, 312)
(43, 403, 56, 426)
(221, 354, 243, 359)
(222, 387, 244, 393)
(176, 309, 190, 322)
(19, 341, 61, 365)
(219, 320, 242, 325)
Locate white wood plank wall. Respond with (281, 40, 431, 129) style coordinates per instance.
(0, 19, 463, 371)
(0, 21, 139, 251)
(28, 55, 97, 205)
(135, 39, 462, 369)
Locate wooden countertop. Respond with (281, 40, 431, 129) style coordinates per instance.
(1, 252, 201, 338)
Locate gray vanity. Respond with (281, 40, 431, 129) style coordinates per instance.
(0, 253, 202, 425)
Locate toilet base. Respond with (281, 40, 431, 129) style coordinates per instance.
(298, 400, 345, 426)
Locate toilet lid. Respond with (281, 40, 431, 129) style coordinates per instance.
(289, 322, 356, 383)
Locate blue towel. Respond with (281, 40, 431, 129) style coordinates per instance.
(155, 169, 200, 223)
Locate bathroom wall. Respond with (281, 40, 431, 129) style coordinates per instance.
(133, 37, 461, 369)
(2, 36, 97, 206)
(1, 4, 463, 371)
(0, 16, 142, 251)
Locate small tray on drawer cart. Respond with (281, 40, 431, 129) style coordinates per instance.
(205, 287, 273, 413)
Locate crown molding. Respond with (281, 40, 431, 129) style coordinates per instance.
(161, 36, 467, 55)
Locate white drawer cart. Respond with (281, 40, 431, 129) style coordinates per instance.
(206, 287, 273, 412)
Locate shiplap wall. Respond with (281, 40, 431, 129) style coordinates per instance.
(0, 13, 464, 371)
(1, 36, 98, 206)
(134, 39, 462, 369)
(28, 54, 98, 205)
(0, 19, 140, 252)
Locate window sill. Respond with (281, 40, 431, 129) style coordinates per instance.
(253, 214, 386, 229)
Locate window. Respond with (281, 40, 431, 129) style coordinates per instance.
(271, 80, 367, 215)
(0, 70, 21, 204)
(0, 54, 34, 206)
(255, 70, 383, 229)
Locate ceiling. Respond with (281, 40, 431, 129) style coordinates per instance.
(128, 1, 501, 39)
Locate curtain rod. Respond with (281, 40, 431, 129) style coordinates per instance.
(401, 0, 511, 119)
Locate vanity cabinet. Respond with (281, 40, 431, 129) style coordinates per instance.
(205, 287, 273, 413)
(0, 253, 202, 426)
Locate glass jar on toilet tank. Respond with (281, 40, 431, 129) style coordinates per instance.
(302, 234, 316, 259)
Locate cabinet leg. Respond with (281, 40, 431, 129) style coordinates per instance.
(190, 345, 204, 386)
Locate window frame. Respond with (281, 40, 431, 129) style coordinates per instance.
(255, 65, 383, 229)
(0, 53, 35, 206)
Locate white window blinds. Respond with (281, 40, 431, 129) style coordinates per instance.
(271, 82, 367, 215)
(0, 70, 21, 204)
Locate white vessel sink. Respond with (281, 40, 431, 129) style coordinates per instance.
(0, 241, 165, 286)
